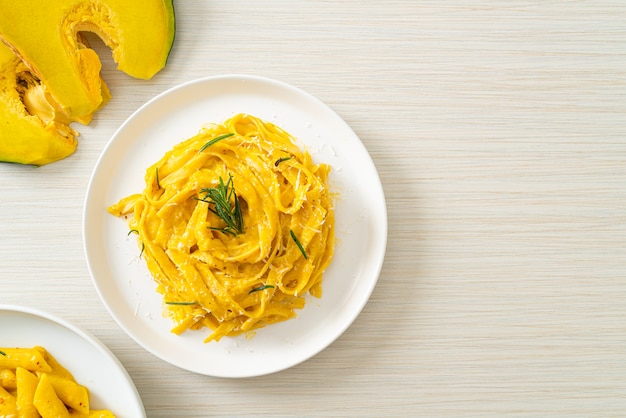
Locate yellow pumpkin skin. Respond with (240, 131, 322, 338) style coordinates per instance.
(0, 42, 77, 166)
(0, 0, 175, 121)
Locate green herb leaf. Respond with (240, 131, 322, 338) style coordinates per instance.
(165, 301, 199, 306)
(0, 350, 5, 356)
(155, 166, 161, 189)
(199, 174, 244, 235)
(127, 230, 144, 258)
(199, 133, 234, 152)
(290, 229, 308, 259)
(248, 285, 275, 294)
(274, 156, 293, 166)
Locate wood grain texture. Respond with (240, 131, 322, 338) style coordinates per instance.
(1, 1, 625, 416)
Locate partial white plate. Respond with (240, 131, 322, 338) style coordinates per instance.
(83, 74, 387, 378)
(0, 304, 145, 416)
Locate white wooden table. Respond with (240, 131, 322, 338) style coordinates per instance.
(1, 1, 625, 416)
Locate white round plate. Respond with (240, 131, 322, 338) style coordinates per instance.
(0, 304, 145, 416)
(83, 74, 387, 378)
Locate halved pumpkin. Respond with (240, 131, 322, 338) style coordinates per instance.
(0, 42, 77, 166)
(0, 0, 175, 121)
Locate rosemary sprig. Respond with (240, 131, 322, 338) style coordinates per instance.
(199, 174, 243, 235)
(199, 133, 234, 152)
(165, 301, 199, 306)
(127, 229, 144, 258)
(274, 156, 292, 166)
(290, 229, 308, 259)
(155, 166, 161, 189)
(249, 285, 275, 294)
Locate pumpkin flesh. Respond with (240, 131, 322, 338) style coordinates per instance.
(0, 0, 175, 121)
(0, 42, 77, 166)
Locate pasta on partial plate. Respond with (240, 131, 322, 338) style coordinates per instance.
(0, 346, 115, 417)
(108, 114, 335, 343)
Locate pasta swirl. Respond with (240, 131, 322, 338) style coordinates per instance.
(108, 114, 335, 342)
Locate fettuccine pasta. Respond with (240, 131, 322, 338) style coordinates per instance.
(108, 114, 335, 342)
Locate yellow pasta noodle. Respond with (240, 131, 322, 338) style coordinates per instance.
(0, 347, 115, 417)
(108, 114, 335, 342)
